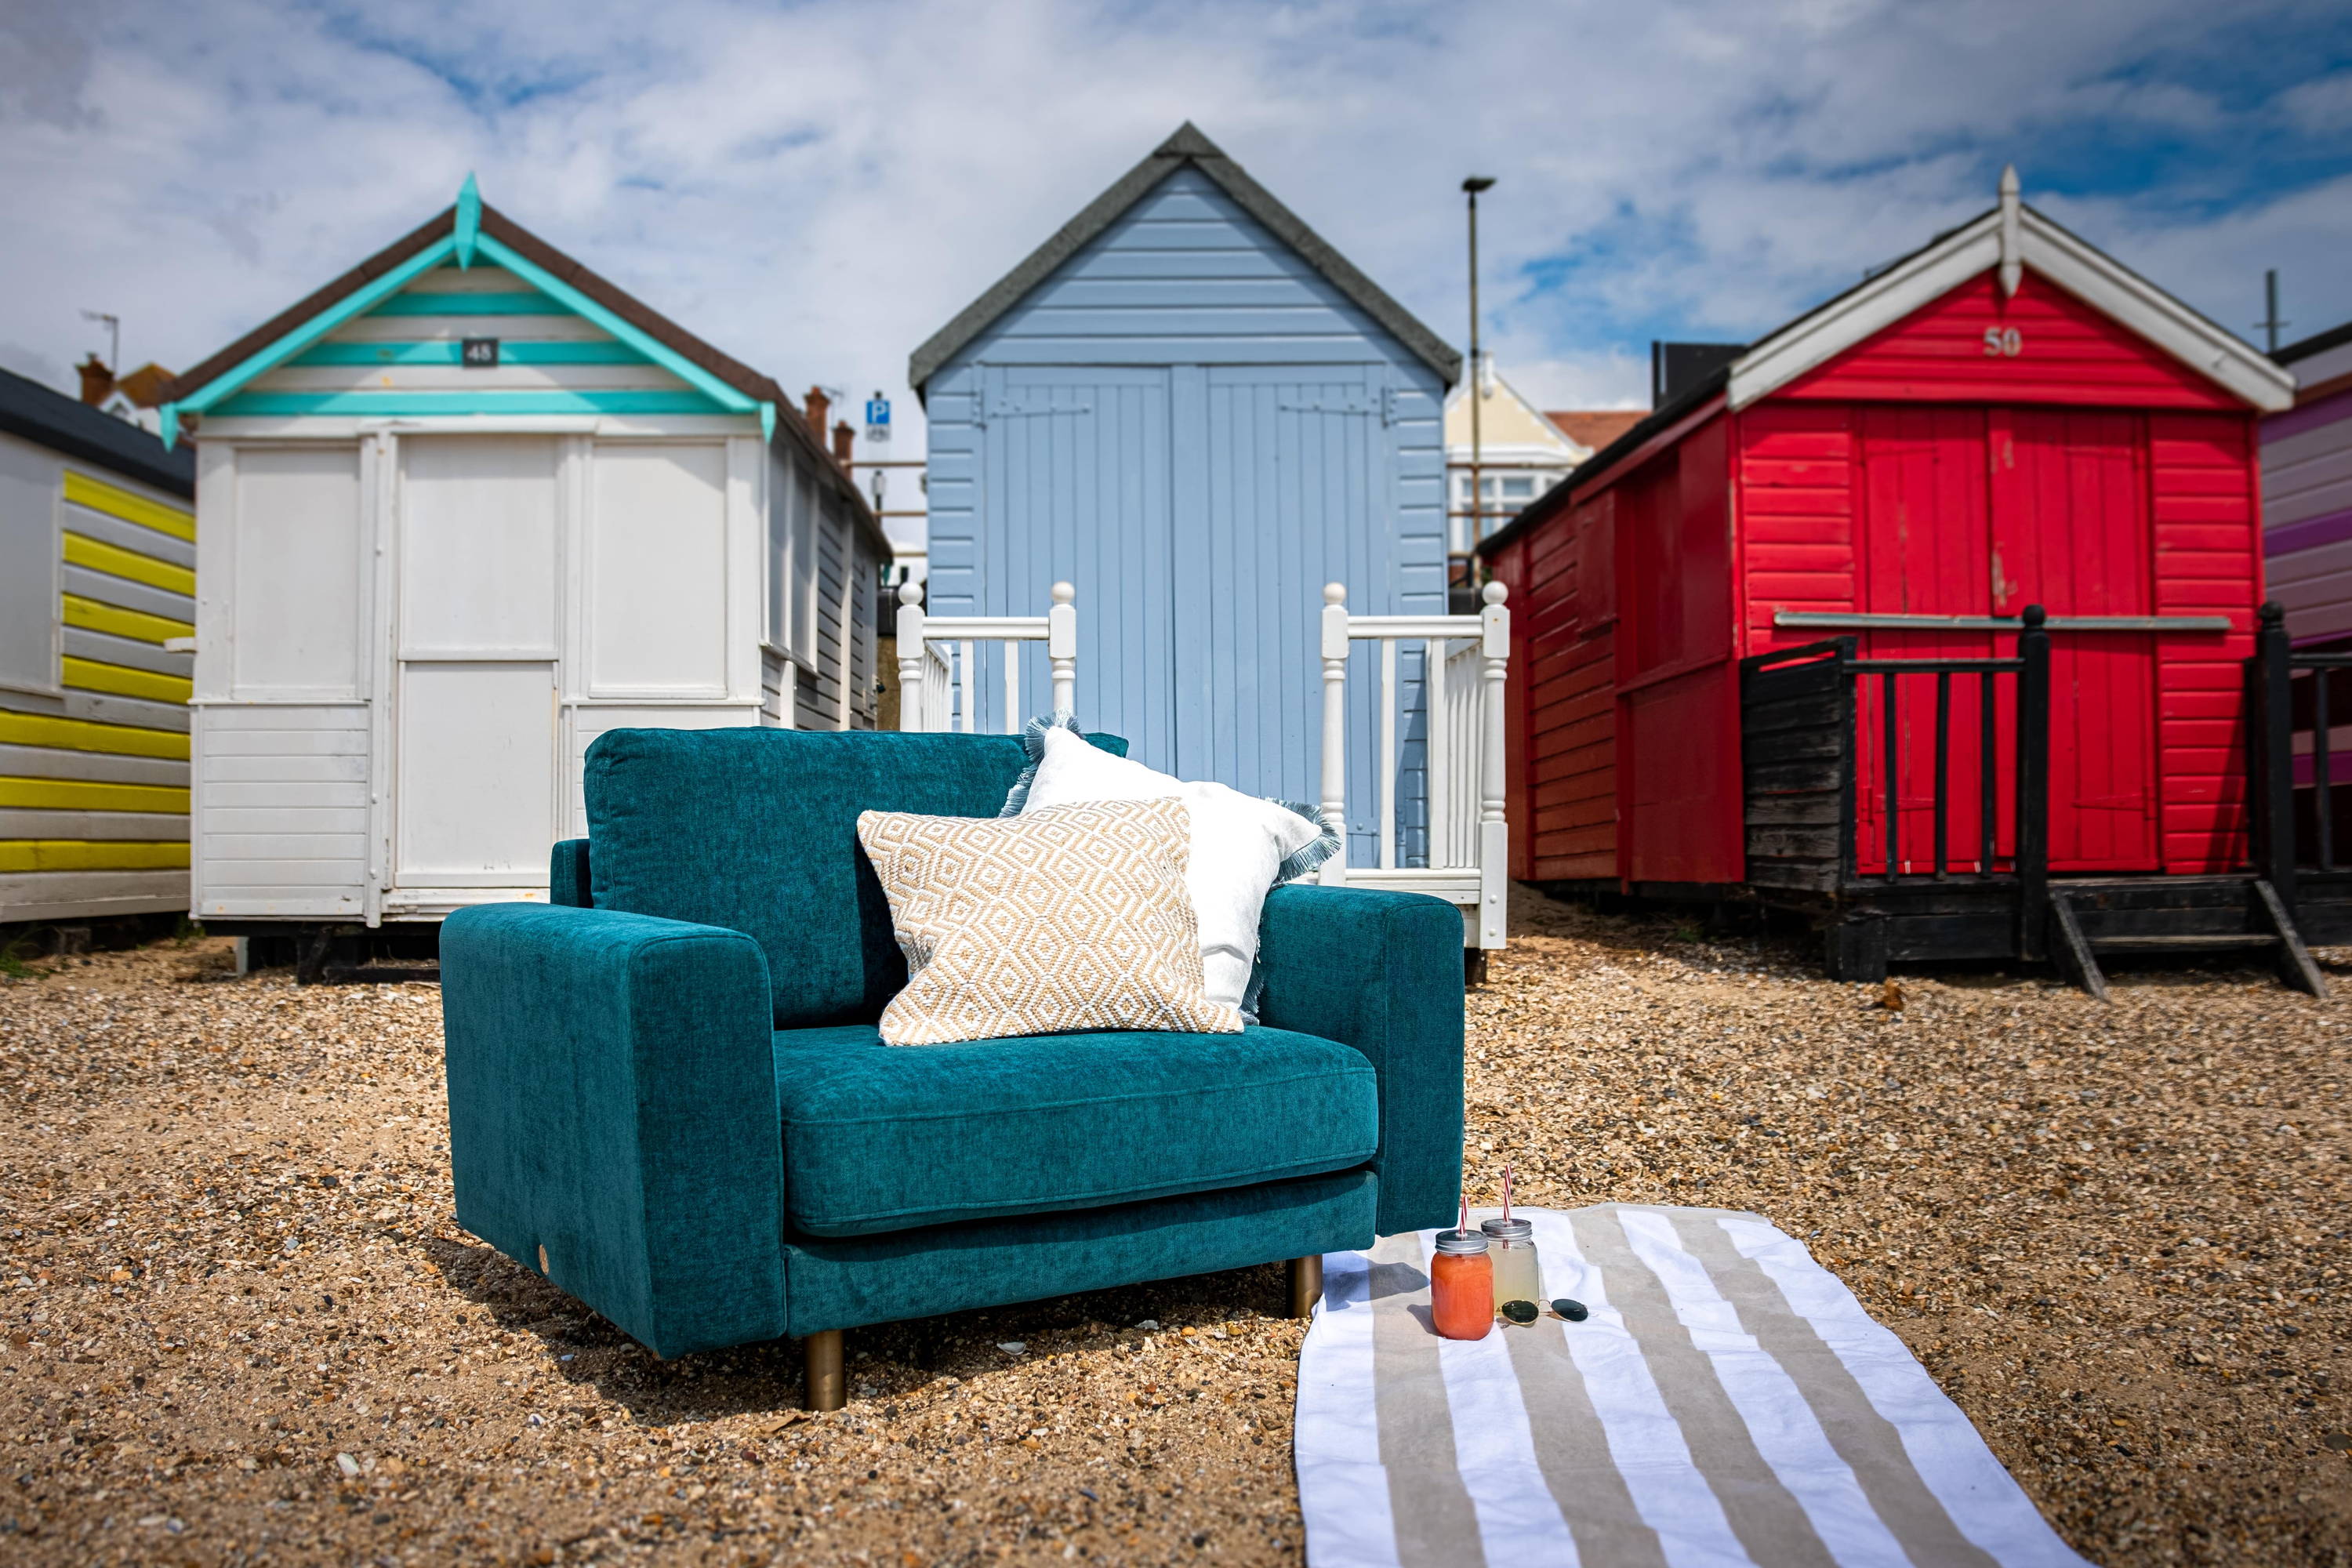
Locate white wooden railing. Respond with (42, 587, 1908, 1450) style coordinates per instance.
(895, 580, 1076, 733)
(1318, 580, 1510, 949)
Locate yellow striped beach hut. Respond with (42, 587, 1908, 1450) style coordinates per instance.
(0, 368, 196, 924)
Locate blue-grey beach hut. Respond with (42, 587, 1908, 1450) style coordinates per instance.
(911, 122, 1461, 813)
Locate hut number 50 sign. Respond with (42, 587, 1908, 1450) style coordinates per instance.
(1982, 327, 2024, 358)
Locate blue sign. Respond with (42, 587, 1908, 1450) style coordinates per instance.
(866, 395, 891, 428)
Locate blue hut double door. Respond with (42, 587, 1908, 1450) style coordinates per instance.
(978, 363, 1420, 821)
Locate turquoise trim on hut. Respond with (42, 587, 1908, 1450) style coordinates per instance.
(206, 390, 735, 419)
(365, 292, 574, 317)
(165, 180, 782, 446)
(290, 340, 654, 367)
(454, 172, 482, 269)
(159, 234, 459, 445)
(470, 233, 762, 418)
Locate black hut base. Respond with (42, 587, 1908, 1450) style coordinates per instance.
(1534, 872, 2343, 999)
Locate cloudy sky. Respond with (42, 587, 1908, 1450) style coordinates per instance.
(4, 0, 2349, 467)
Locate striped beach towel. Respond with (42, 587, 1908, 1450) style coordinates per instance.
(1295, 1205, 2089, 1567)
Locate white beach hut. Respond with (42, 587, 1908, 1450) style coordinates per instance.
(160, 179, 888, 959)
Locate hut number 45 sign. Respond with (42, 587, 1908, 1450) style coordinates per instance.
(865, 393, 891, 444)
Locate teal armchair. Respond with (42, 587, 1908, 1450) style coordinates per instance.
(441, 728, 1464, 1406)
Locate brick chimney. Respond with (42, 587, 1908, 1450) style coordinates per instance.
(832, 421, 855, 466)
(77, 354, 114, 408)
(803, 385, 830, 441)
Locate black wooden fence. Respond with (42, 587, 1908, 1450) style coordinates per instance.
(1740, 608, 2054, 950)
(2250, 601, 2352, 908)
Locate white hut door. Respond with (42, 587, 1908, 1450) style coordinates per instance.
(390, 437, 561, 896)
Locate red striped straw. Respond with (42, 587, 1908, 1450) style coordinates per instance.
(1457, 1195, 1468, 1236)
(1503, 1166, 1513, 1224)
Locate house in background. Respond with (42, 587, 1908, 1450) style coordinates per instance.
(2262, 319, 2352, 648)
(1477, 170, 2296, 979)
(0, 368, 198, 927)
(1444, 360, 1578, 559)
(1545, 408, 1645, 463)
(910, 123, 1460, 832)
(1442, 358, 1642, 554)
(158, 179, 886, 949)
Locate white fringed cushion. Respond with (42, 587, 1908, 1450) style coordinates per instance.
(1014, 725, 1328, 1011)
(855, 799, 1243, 1047)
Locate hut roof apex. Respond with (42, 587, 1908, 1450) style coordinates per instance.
(909, 122, 1460, 394)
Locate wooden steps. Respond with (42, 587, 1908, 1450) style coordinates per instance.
(2049, 879, 2326, 1001)
(2088, 933, 2278, 952)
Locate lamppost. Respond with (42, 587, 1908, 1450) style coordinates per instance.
(1461, 176, 1496, 607)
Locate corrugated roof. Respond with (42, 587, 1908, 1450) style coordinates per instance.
(0, 368, 192, 496)
(165, 198, 888, 556)
(909, 122, 1461, 393)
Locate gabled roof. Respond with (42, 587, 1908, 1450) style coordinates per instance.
(1479, 170, 2296, 561)
(163, 180, 885, 553)
(0, 367, 192, 496)
(1546, 410, 1645, 454)
(1445, 367, 1582, 457)
(909, 122, 1461, 393)
(1727, 181, 2291, 416)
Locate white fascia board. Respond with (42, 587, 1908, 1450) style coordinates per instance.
(2020, 213, 2293, 412)
(1727, 215, 2001, 410)
(1727, 206, 2293, 414)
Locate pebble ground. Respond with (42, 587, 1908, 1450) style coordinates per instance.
(0, 887, 2345, 1565)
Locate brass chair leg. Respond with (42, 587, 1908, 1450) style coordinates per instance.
(803, 1329, 844, 1411)
(1287, 1254, 1323, 1319)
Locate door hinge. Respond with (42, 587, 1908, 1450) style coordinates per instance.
(1278, 392, 1379, 417)
(978, 397, 1094, 428)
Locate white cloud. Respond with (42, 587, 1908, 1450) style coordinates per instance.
(2278, 71, 2352, 136)
(2, 0, 2345, 456)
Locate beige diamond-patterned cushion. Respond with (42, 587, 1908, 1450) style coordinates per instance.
(855, 799, 1244, 1047)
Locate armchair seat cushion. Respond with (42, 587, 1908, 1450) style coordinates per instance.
(772, 1024, 1378, 1237)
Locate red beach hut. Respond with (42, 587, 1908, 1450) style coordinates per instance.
(1475, 170, 2314, 990)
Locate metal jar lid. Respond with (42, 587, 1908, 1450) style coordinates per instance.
(1433, 1228, 1490, 1255)
(1481, 1217, 1534, 1242)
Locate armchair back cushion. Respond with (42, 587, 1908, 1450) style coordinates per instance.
(583, 728, 1126, 1028)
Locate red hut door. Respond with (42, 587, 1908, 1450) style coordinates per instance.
(1854, 409, 1998, 877)
(1991, 411, 2159, 871)
(1854, 408, 2159, 875)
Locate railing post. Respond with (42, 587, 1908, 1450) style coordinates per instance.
(2255, 600, 2297, 909)
(1047, 581, 1077, 718)
(1836, 637, 1859, 887)
(1319, 584, 1350, 885)
(2015, 604, 2052, 961)
(1478, 579, 1510, 949)
(895, 580, 927, 733)
(1377, 639, 1398, 871)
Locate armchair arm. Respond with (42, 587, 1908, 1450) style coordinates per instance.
(441, 902, 783, 1359)
(550, 838, 592, 907)
(1254, 884, 1464, 1236)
